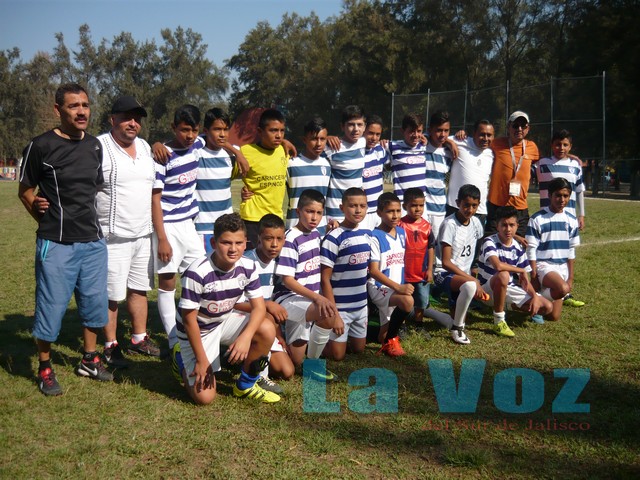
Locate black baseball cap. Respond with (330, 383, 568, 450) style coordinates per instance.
(111, 95, 147, 117)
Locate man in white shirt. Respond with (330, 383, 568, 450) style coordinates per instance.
(96, 96, 160, 367)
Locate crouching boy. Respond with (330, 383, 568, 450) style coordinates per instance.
(177, 213, 280, 405)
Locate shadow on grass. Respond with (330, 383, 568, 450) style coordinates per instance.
(0, 304, 190, 401)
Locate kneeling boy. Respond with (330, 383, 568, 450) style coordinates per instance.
(478, 206, 553, 336)
(177, 213, 280, 405)
(321, 188, 372, 361)
(368, 193, 414, 356)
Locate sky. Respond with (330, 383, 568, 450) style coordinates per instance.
(1, 0, 345, 67)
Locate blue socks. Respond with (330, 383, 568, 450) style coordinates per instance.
(236, 369, 260, 390)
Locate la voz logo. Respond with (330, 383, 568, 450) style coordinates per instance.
(302, 359, 590, 414)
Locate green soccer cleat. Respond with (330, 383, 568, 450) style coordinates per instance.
(563, 295, 585, 307)
(494, 320, 515, 337)
(233, 382, 281, 403)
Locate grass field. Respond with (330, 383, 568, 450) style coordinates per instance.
(1, 181, 639, 479)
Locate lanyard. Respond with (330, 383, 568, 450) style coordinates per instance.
(508, 139, 527, 179)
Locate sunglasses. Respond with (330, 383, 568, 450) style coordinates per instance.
(511, 122, 529, 129)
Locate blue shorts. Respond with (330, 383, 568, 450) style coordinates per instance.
(434, 270, 458, 309)
(33, 237, 108, 342)
(410, 281, 431, 309)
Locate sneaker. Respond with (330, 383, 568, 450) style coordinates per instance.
(563, 294, 585, 307)
(530, 314, 545, 325)
(257, 376, 284, 395)
(233, 382, 281, 403)
(494, 320, 515, 337)
(127, 335, 161, 357)
(75, 356, 114, 382)
(450, 327, 471, 345)
(171, 342, 184, 383)
(378, 336, 406, 357)
(103, 343, 128, 368)
(38, 367, 63, 396)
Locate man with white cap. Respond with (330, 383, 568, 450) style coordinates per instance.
(485, 110, 539, 242)
(96, 95, 160, 368)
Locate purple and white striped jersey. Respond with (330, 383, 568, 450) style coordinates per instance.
(362, 144, 389, 213)
(478, 234, 531, 286)
(154, 137, 204, 223)
(390, 140, 427, 202)
(178, 255, 262, 335)
(273, 227, 322, 302)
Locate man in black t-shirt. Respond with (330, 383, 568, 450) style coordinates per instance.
(18, 83, 113, 396)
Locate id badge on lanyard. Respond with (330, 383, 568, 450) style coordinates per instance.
(509, 140, 526, 196)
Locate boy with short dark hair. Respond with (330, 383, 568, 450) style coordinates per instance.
(272, 189, 338, 376)
(324, 105, 367, 223)
(237, 109, 289, 248)
(177, 213, 279, 405)
(361, 114, 389, 230)
(399, 188, 454, 330)
(321, 188, 371, 361)
(526, 178, 580, 321)
(535, 129, 586, 308)
(425, 110, 453, 237)
(434, 184, 486, 345)
(478, 206, 553, 336)
(285, 116, 331, 234)
(367, 193, 414, 356)
(235, 214, 294, 394)
(153, 105, 206, 352)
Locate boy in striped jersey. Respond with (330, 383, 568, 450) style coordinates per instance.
(236, 214, 294, 393)
(361, 115, 389, 231)
(478, 206, 553, 337)
(177, 213, 280, 404)
(285, 117, 331, 234)
(194, 108, 237, 254)
(324, 105, 367, 223)
(535, 129, 586, 309)
(321, 188, 372, 361)
(153, 105, 206, 351)
(367, 193, 414, 356)
(424, 110, 453, 238)
(390, 113, 427, 207)
(272, 190, 339, 376)
(526, 178, 580, 321)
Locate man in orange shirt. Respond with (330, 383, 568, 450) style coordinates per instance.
(485, 111, 539, 242)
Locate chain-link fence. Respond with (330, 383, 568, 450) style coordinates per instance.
(389, 73, 629, 196)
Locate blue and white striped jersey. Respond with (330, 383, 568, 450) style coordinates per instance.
(285, 153, 331, 230)
(390, 140, 427, 202)
(536, 157, 585, 218)
(194, 146, 234, 234)
(424, 144, 451, 216)
(324, 137, 366, 222)
(320, 226, 371, 312)
(273, 227, 322, 302)
(368, 227, 406, 288)
(526, 207, 580, 265)
(362, 144, 389, 213)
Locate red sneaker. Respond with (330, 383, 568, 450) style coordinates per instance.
(378, 336, 406, 357)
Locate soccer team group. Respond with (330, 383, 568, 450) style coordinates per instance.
(19, 83, 585, 404)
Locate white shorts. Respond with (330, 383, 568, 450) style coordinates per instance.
(361, 212, 381, 231)
(106, 234, 154, 301)
(330, 309, 368, 342)
(425, 214, 445, 238)
(178, 310, 250, 387)
(153, 219, 205, 274)
(537, 263, 569, 301)
(271, 337, 285, 353)
(367, 283, 395, 326)
(278, 294, 312, 344)
(537, 262, 569, 285)
(481, 281, 531, 309)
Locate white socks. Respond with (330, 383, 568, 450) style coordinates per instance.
(493, 311, 506, 325)
(158, 289, 177, 348)
(454, 281, 476, 328)
(307, 324, 332, 359)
